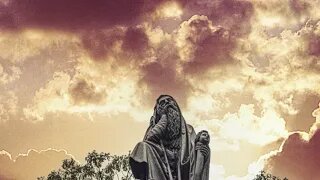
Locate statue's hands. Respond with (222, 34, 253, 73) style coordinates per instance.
(146, 114, 168, 142)
(157, 107, 168, 118)
(149, 116, 155, 127)
(160, 113, 167, 120)
(196, 143, 210, 158)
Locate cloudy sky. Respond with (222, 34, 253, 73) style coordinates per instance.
(0, 0, 320, 179)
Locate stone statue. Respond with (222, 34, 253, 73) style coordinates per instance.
(129, 95, 210, 180)
(194, 130, 210, 180)
(129, 95, 196, 180)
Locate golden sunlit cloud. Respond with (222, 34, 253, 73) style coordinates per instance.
(0, 0, 320, 179)
(0, 149, 75, 179)
(154, 1, 183, 20)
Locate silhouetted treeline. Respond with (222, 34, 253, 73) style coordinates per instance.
(38, 150, 133, 180)
(253, 170, 288, 180)
(39, 150, 287, 180)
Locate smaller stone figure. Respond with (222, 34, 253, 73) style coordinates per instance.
(194, 130, 210, 180)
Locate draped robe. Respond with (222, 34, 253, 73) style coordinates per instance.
(129, 115, 196, 180)
(194, 142, 210, 180)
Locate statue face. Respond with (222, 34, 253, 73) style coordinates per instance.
(156, 95, 178, 115)
(199, 131, 210, 145)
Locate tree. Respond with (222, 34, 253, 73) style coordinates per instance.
(61, 158, 82, 179)
(83, 151, 109, 180)
(42, 151, 287, 180)
(253, 171, 288, 180)
(40, 150, 133, 180)
(47, 170, 63, 180)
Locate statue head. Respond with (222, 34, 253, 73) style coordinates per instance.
(195, 130, 210, 145)
(154, 95, 181, 123)
(155, 95, 180, 115)
(153, 95, 182, 146)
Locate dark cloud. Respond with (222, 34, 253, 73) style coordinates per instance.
(265, 129, 320, 180)
(184, 0, 254, 36)
(134, 3, 252, 100)
(81, 26, 150, 61)
(68, 78, 107, 105)
(179, 16, 236, 74)
(0, 149, 72, 180)
(186, 27, 235, 74)
(137, 14, 244, 104)
(122, 27, 149, 55)
(0, 2, 15, 29)
(289, 0, 310, 15)
(1, 0, 146, 30)
(281, 92, 320, 132)
(308, 34, 320, 57)
(81, 28, 124, 60)
(0, 0, 194, 31)
(139, 61, 189, 108)
(0, 0, 165, 64)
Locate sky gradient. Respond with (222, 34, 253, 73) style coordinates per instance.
(0, 0, 320, 179)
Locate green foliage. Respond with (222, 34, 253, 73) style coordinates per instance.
(41, 151, 288, 180)
(40, 150, 133, 180)
(253, 171, 288, 180)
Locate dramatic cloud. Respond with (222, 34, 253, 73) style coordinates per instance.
(289, 0, 310, 16)
(1, 0, 145, 30)
(68, 78, 107, 105)
(23, 72, 71, 121)
(265, 129, 320, 180)
(281, 92, 320, 132)
(262, 102, 320, 180)
(0, 149, 73, 180)
(0, 1, 14, 29)
(306, 21, 320, 57)
(176, 15, 236, 74)
(220, 104, 287, 145)
(80, 25, 151, 64)
(310, 101, 320, 134)
(122, 27, 150, 55)
(139, 61, 189, 107)
(184, 0, 254, 36)
(81, 27, 125, 60)
(0, 0, 201, 31)
(0, 0, 320, 179)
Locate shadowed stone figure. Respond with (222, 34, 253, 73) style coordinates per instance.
(129, 95, 197, 180)
(194, 130, 210, 180)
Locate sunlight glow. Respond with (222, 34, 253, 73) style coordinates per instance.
(156, 1, 183, 19)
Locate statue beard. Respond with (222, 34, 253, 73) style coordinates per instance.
(154, 98, 182, 178)
(163, 105, 182, 149)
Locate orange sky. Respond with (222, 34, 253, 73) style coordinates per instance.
(0, 0, 320, 179)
